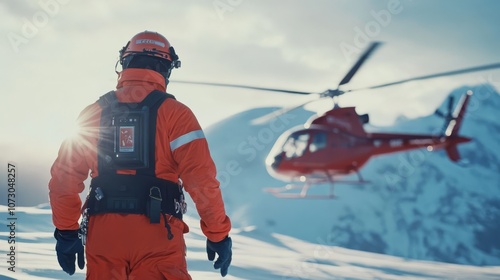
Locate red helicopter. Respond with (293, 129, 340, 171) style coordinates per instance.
(262, 90, 472, 198)
(174, 42, 500, 198)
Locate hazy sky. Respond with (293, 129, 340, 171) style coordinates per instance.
(1, 0, 500, 190)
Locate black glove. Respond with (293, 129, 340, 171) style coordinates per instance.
(206, 236, 232, 277)
(54, 229, 85, 275)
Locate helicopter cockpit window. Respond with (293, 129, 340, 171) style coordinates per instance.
(283, 133, 310, 158)
(309, 132, 327, 153)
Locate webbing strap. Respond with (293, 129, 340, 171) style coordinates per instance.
(97, 90, 117, 108)
(137, 90, 169, 177)
(88, 174, 184, 220)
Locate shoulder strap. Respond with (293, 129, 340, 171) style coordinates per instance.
(97, 91, 118, 108)
(136, 90, 173, 177)
(97, 90, 175, 108)
(138, 90, 172, 108)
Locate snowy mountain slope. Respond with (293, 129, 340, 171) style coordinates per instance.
(1, 204, 500, 280)
(203, 84, 500, 266)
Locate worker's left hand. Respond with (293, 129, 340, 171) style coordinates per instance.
(54, 229, 85, 275)
(206, 236, 232, 277)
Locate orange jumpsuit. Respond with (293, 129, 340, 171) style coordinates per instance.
(49, 68, 231, 279)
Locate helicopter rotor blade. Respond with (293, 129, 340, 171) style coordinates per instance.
(172, 80, 313, 95)
(251, 96, 322, 125)
(173, 41, 382, 97)
(337, 41, 382, 87)
(347, 62, 500, 92)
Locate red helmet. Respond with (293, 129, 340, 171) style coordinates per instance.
(119, 31, 181, 72)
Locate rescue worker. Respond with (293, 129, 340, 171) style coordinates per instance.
(49, 31, 232, 279)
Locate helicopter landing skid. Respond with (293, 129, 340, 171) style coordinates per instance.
(264, 184, 335, 199)
(264, 182, 336, 199)
(263, 174, 369, 199)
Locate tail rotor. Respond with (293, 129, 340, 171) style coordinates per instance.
(434, 95, 455, 134)
(436, 91, 473, 162)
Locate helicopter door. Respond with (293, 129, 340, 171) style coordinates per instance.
(309, 132, 327, 153)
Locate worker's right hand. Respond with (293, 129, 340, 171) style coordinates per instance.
(54, 229, 85, 275)
(206, 236, 232, 277)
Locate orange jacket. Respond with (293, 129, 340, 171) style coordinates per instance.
(49, 68, 231, 242)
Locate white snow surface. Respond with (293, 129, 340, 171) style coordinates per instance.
(1, 204, 500, 280)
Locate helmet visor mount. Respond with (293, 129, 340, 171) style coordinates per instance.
(122, 55, 172, 78)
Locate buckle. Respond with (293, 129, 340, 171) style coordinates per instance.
(174, 194, 187, 215)
(149, 186, 162, 201)
(79, 208, 89, 246)
(95, 187, 104, 201)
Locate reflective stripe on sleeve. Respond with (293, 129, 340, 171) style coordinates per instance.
(170, 130, 205, 152)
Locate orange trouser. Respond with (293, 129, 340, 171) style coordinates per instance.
(85, 213, 191, 280)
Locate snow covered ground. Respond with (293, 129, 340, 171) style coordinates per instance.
(1, 204, 500, 280)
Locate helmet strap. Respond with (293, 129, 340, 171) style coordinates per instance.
(114, 60, 121, 76)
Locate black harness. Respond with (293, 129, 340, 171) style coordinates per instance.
(82, 90, 185, 241)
